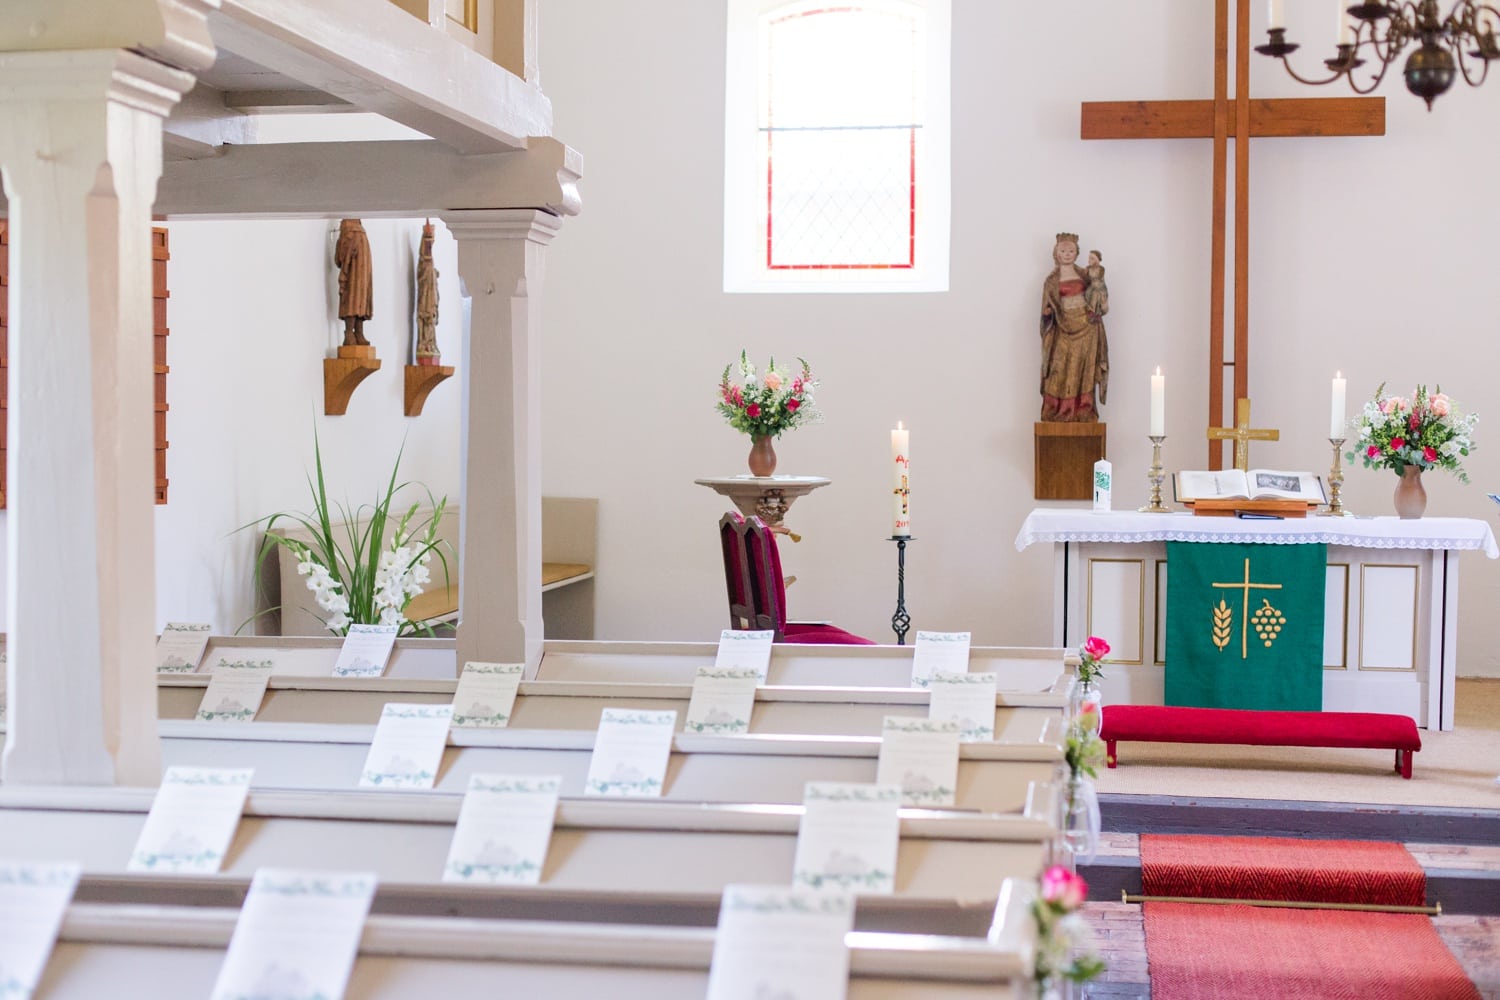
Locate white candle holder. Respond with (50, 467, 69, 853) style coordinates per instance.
(1139, 435, 1172, 513)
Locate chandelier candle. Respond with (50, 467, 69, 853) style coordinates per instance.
(892, 422, 911, 537)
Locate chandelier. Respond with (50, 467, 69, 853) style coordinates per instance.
(1256, 0, 1500, 109)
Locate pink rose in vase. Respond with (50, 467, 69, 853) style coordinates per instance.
(1431, 394, 1451, 417)
(1083, 636, 1110, 660)
(763, 372, 783, 391)
(1040, 864, 1088, 911)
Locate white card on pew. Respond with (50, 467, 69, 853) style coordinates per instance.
(927, 671, 998, 742)
(358, 704, 453, 790)
(875, 717, 960, 807)
(0, 860, 81, 1000)
(195, 659, 275, 722)
(714, 629, 774, 682)
(684, 666, 759, 735)
(585, 708, 677, 797)
(0, 651, 7, 728)
(910, 630, 971, 688)
(792, 782, 901, 895)
(443, 774, 562, 885)
(156, 621, 212, 673)
(128, 767, 253, 874)
(706, 884, 854, 1000)
(450, 661, 524, 728)
(210, 869, 375, 1000)
(332, 623, 398, 678)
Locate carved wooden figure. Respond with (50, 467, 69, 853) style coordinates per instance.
(335, 218, 373, 346)
(1039, 232, 1109, 423)
(415, 221, 440, 364)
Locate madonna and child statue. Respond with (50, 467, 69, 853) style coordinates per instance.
(1034, 231, 1110, 499)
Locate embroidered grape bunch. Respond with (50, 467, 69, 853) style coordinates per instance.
(1251, 598, 1285, 648)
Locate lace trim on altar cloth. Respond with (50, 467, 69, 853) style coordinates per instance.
(1014, 528, 1499, 551)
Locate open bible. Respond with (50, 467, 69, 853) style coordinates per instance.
(1173, 469, 1326, 517)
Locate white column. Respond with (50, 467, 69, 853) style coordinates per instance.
(0, 50, 194, 785)
(442, 209, 561, 675)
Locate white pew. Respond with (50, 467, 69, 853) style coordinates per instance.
(0, 787, 1057, 902)
(40, 879, 1039, 999)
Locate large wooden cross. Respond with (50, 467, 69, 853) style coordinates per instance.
(1080, 0, 1385, 469)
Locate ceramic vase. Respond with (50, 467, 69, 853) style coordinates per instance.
(748, 435, 777, 477)
(1393, 465, 1427, 519)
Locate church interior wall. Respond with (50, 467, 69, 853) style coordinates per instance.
(2, 0, 1494, 679)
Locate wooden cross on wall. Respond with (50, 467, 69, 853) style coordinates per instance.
(1080, 0, 1385, 470)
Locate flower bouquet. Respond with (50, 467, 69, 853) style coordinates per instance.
(716, 352, 821, 439)
(1348, 383, 1477, 482)
(1032, 865, 1106, 996)
(250, 435, 450, 636)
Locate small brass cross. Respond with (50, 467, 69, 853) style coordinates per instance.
(1207, 398, 1279, 472)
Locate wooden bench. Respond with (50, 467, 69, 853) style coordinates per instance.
(1100, 705, 1423, 778)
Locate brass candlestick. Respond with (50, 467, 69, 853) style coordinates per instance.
(1139, 435, 1171, 513)
(1320, 437, 1348, 517)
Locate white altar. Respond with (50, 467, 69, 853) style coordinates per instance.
(1015, 510, 1500, 730)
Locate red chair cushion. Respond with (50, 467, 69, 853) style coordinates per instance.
(783, 622, 878, 645)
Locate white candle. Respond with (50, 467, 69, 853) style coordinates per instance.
(1481, 3, 1497, 34)
(1149, 368, 1165, 437)
(1268, 0, 1285, 28)
(1330, 371, 1347, 438)
(891, 422, 910, 537)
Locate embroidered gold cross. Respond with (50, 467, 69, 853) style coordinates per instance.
(1212, 557, 1283, 659)
(1207, 398, 1279, 472)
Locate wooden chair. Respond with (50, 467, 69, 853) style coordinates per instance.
(720, 512, 875, 644)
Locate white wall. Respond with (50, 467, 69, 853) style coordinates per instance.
(533, 0, 1500, 677)
(0, 217, 464, 635)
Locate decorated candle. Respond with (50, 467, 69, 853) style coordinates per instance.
(892, 422, 910, 537)
(1149, 368, 1165, 437)
(1330, 372, 1347, 438)
(1268, 0, 1285, 29)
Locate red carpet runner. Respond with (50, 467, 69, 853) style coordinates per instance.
(1141, 834, 1480, 1000)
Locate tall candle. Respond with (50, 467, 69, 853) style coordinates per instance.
(1330, 371, 1347, 438)
(1268, 0, 1285, 28)
(1149, 368, 1165, 437)
(891, 422, 910, 537)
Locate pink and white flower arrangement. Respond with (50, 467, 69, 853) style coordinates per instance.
(1032, 864, 1105, 992)
(716, 352, 821, 439)
(1349, 383, 1477, 483)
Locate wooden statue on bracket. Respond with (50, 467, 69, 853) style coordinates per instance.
(325, 218, 380, 415)
(1034, 231, 1108, 500)
(414, 221, 441, 365)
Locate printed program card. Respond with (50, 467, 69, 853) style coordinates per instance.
(909, 630, 971, 688)
(0, 860, 81, 1000)
(443, 774, 562, 885)
(683, 666, 759, 735)
(875, 717, 961, 807)
(331, 623, 399, 678)
(927, 671, 999, 742)
(584, 708, 677, 797)
(450, 661, 524, 728)
(128, 766, 253, 874)
(210, 869, 376, 1000)
(792, 782, 901, 895)
(358, 703, 453, 790)
(156, 621, 212, 673)
(714, 629, 775, 682)
(195, 659, 275, 722)
(705, 884, 854, 1000)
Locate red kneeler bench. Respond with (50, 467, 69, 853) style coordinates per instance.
(1100, 705, 1423, 779)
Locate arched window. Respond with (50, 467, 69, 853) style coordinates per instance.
(724, 0, 951, 293)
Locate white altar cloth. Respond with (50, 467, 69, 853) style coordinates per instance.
(1015, 510, 1499, 558)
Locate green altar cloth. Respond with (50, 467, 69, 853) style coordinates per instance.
(1164, 541, 1326, 711)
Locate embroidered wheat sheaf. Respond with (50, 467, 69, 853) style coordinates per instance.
(1212, 600, 1233, 651)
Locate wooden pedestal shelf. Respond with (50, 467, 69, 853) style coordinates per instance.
(404, 362, 455, 416)
(1033, 421, 1106, 500)
(324, 345, 382, 415)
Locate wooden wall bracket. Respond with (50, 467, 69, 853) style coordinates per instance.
(324, 345, 382, 415)
(403, 362, 456, 417)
